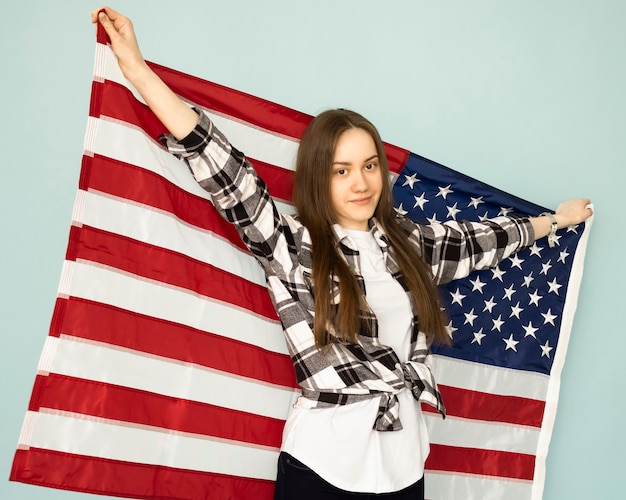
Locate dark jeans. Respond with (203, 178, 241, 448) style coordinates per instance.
(274, 452, 425, 500)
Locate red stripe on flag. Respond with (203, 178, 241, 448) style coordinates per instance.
(252, 158, 294, 203)
(83, 153, 248, 250)
(11, 448, 275, 500)
(49, 297, 297, 388)
(426, 443, 535, 481)
(71, 224, 278, 321)
(92, 80, 167, 139)
(28, 374, 285, 448)
(150, 61, 311, 142)
(422, 385, 545, 428)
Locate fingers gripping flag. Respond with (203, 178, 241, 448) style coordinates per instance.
(11, 23, 592, 500)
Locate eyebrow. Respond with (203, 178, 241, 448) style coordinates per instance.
(332, 154, 379, 166)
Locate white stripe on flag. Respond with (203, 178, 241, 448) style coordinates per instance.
(20, 411, 280, 480)
(202, 110, 299, 171)
(432, 355, 549, 400)
(92, 118, 213, 198)
(77, 189, 267, 288)
(424, 471, 532, 500)
(63, 261, 287, 355)
(424, 413, 539, 455)
(42, 336, 296, 418)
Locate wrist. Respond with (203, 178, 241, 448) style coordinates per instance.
(540, 212, 558, 247)
(554, 213, 568, 229)
(123, 60, 153, 87)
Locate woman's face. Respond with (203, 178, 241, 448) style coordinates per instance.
(329, 127, 383, 231)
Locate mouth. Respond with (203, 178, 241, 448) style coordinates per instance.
(350, 196, 373, 205)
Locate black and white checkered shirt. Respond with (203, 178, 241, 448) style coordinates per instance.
(163, 111, 534, 431)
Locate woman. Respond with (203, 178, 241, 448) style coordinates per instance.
(93, 7, 593, 499)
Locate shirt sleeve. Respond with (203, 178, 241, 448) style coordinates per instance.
(403, 216, 535, 286)
(160, 109, 285, 265)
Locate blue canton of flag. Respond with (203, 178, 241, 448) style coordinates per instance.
(392, 153, 587, 375)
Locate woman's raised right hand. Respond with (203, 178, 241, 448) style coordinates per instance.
(91, 6, 148, 82)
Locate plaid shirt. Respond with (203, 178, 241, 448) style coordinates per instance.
(163, 111, 535, 431)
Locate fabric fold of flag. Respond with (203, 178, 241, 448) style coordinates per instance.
(11, 23, 592, 500)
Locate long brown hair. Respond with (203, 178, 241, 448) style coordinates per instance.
(293, 109, 450, 348)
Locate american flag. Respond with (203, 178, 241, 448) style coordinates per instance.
(10, 25, 592, 500)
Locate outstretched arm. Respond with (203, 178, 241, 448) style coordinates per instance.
(408, 196, 593, 285)
(529, 198, 593, 241)
(92, 7, 198, 139)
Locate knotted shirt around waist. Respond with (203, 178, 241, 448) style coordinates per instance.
(300, 358, 446, 432)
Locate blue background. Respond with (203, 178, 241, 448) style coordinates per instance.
(2, 1, 624, 498)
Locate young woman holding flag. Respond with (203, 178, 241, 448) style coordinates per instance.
(93, 7, 592, 499)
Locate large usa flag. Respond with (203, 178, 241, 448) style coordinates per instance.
(10, 24, 592, 500)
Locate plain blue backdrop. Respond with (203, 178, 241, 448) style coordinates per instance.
(2, 1, 624, 498)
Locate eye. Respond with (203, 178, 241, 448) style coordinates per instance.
(364, 162, 378, 171)
(334, 168, 347, 176)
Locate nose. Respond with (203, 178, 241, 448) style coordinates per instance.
(351, 170, 368, 192)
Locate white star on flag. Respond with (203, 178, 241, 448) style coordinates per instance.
(541, 341, 554, 358)
(541, 309, 558, 326)
(502, 284, 516, 301)
(447, 202, 461, 220)
(468, 196, 484, 209)
(464, 308, 478, 326)
(394, 203, 408, 216)
(491, 266, 506, 281)
(402, 172, 419, 189)
(469, 276, 487, 293)
(509, 254, 525, 269)
(522, 272, 534, 288)
(483, 296, 497, 313)
(413, 193, 428, 209)
(450, 288, 466, 306)
(529, 243, 543, 257)
(523, 322, 539, 338)
(503, 334, 520, 351)
(547, 278, 562, 295)
(436, 184, 453, 199)
(529, 290, 543, 306)
(472, 328, 487, 345)
(492, 315, 505, 332)
(510, 302, 524, 319)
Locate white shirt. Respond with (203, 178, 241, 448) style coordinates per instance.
(281, 229, 429, 493)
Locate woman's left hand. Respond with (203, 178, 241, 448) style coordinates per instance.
(554, 198, 593, 228)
